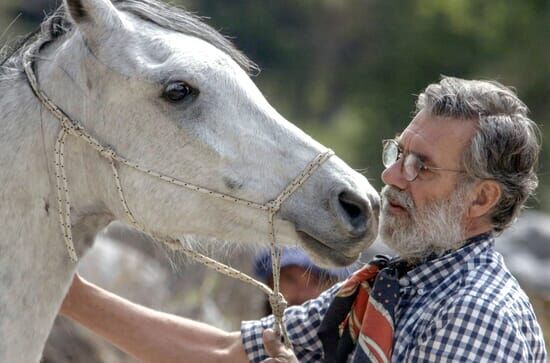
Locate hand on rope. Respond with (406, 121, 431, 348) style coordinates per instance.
(261, 329, 299, 363)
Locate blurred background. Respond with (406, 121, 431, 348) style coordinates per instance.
(1, 0, 548, 361)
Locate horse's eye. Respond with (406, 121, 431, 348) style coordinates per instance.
(163, 82, 195, 102)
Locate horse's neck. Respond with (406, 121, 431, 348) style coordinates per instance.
(0, 64, 114, 361)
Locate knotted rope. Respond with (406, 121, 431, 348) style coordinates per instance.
(23, 41, 333, 348)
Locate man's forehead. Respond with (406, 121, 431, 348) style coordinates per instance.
(395, 131, 433, 163)
(395, 117, 437, 160)
(396, 111, 477, 165)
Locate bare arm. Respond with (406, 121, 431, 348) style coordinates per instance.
(59, 274, 249, 363)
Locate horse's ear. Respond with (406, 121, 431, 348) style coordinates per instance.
(64, 0, 123, 33)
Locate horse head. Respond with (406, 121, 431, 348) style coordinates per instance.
(35, 0, 379, 266)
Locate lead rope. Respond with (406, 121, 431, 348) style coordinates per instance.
(23, 42, 333, 349)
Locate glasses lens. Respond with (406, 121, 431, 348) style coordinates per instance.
(403, 154, 421, 181)
(382, 140, 398, 168)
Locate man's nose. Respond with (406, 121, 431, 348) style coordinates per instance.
(381, 160, 408, 190)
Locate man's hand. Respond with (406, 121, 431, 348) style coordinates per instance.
(261, 329, 299, 363)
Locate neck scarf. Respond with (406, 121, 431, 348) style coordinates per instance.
(319, 255, 409, 363)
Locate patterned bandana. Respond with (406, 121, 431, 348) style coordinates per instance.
(318, 255, 409, 363)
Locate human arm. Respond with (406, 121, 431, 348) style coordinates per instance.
(59, 274, 248, 363)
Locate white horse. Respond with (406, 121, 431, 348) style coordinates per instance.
(0, 0, 379, 361)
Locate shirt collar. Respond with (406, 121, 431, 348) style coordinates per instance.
(401, 232, 495, 291)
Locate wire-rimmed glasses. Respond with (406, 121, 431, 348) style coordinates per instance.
(382, 139, 464, 182)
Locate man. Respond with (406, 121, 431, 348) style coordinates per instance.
(60, 77, 547, 362)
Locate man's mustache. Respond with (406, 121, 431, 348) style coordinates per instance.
(381, 186, 415, 211)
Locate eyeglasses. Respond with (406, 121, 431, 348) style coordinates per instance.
(382, 139, 464, 182)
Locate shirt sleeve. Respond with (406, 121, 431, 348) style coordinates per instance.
(241, 282, 342, 363)
(408, 294, 548, 362)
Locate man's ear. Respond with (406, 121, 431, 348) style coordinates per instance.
(64, 0, 124, 41)
(467, 180, 502, 219)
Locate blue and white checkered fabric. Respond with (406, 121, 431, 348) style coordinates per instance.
(241, 236, 548, 362)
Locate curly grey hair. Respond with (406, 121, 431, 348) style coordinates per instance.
(416, 76, 541, 233)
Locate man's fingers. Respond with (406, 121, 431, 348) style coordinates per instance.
(261, 329, 298, 363)
(262, 329, 284, 357)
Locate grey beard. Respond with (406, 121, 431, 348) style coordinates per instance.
(379, 184, 470, 262)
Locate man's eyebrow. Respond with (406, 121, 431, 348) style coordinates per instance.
(394, 134, 433, 164)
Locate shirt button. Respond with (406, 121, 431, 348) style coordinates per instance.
(399, 277, 410, 287)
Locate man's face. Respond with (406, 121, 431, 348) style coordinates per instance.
(379, 110, 478, 260)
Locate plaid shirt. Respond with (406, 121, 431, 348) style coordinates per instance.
(241, 236, 548, 362)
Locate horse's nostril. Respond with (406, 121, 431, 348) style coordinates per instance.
(339, 194, 362, 220)
(337, 191, 368, 233)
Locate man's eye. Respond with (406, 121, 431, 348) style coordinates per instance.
(418, 164, 430, 173)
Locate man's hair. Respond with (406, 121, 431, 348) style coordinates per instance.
(415, 76, 541, 233)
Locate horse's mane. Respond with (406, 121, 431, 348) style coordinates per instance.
(0, 0, 258, 80)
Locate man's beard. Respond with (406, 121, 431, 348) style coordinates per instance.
(379, 183, 472, 262)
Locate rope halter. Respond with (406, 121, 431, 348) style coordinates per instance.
(23, 40, 334, 349)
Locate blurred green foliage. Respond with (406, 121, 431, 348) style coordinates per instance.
(1, 0, 549, 207)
